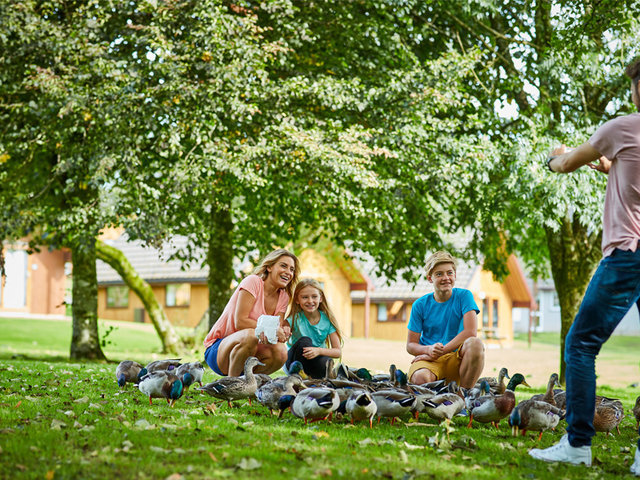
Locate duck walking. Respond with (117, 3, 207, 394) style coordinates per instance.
(198, 356, 264, 408)
(115, 360, 147, 389)
(529, 373, 561, 406)
(138, 371, 184, 407)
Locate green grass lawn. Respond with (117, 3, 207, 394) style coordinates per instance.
(1, 318, 639, 479)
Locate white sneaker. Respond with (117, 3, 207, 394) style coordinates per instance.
(631, 447, 640, 476)
(528, 434, 592, 467)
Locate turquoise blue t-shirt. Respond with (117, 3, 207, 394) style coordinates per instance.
(407, 288, 479, 346)
(286, 311, 336, 348)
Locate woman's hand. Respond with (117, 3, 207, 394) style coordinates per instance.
(302, 347, 320, 359)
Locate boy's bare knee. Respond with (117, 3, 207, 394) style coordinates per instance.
(411, 368, 436, 385)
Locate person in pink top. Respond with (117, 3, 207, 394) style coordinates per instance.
(203, 249, 300, 377)
(529, 59, 640, 476)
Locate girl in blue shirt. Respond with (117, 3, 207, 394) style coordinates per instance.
(285, 278, 343, 378)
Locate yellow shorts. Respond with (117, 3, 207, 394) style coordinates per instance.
(407, 349, 462, 384)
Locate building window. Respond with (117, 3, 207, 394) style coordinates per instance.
(106, 286, 129, 308)
(492, 299, 499, 327)
(166, 283, 190, 307)
(377, 301, 405, 322)
(482, 299, 489, 327)
(551, 292, 560, 311)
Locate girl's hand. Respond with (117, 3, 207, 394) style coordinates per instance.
(275, 327, 288, 343)
(281, 324, 292, 342)
(302, 347, 320, 359)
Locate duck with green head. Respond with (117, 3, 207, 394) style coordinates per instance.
(137, 371, 184, 407)
(509, 399, 565, 440)
(115, 360, 147, 389)
(466, 373, 530, 429)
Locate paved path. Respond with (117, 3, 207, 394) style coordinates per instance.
(342, 337, 639, 390)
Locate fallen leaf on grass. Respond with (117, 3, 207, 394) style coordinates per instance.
(398, 451, 408, 463)
(403, 442, 424, 450)
(165, 474, 183, 480)
(237, 457, 261, 470)
(208, 452, 218, 462)
(150, 446, 170, 454)
(358, 438, 373, 446)
(14, 401, 21, 408)
(74, 396, 89, 404)
(51, 419, 66, 430)
(314, 468, 332, 476)
(45, 470, 54, 480)
(15, 464, 26, 471)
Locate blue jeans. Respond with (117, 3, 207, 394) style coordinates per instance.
(565, 247, 640, 448)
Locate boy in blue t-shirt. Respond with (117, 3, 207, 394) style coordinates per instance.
(406, 251, 485, 388)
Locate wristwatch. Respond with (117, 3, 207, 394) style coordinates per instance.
(546, 155, 557, 172)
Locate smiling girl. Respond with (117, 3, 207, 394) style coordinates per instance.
(284, 278, 343, 379)
(203, 249, 300, 377)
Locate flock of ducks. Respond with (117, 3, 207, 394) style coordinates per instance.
(116, 359, 640, 438)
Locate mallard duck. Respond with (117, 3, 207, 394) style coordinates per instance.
(476, 367, 510, 395)
(529, 373, 561, 406)
(423, 392, 465, 423)
(145, 358, 182, 373)
(137, 371, 184, 407)
(115, 360, 147, 388)
(175, 362, 204, 387)
(593, 397, 624, 434)
(411, 388, 437, 419)
(466, 373, 530, 429)
(197, 356, 264, 407)
(371, 389, 416, 425)
(291, 387, 340, 424)
(633, 395, 640, 429)
(509, 399, 565, 440)
(346, 390, 377, 428)
(256, 375, 304, 416)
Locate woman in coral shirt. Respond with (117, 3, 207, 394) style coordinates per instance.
(203, 249, 300, 376)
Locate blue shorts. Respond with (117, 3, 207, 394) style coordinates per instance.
(204, 338, 225, 376)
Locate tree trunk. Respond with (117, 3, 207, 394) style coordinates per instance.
(95, 239, 183, 354)
(207, 207, 234, 330)
(545, 214, 602, 383)
(70, 237, 107, 361)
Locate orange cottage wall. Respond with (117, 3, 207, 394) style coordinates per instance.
(298, 249, 353, 338)
(29, 250, 67, 315)
(98, 283, 209, 328)
(474, 270, 514, 347)
(351, 303, 410, 342)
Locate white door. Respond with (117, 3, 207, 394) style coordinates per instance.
(3, 250, 27, 308)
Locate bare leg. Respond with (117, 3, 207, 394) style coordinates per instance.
(458, 337, 485, 388)
(216, 329, 259, 376)
(410, 367, 437, 385)
(255, 342, 288, 374)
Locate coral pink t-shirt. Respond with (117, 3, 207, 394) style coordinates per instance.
(203, 275, 290, 348)
(589, 113, 640, 257)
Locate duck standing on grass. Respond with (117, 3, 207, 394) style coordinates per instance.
(509, 399, 565, 441)
(256, 374, 304, 416)
(138, 371, 184, 407)
(476, 367, 510, 395)
(175, 362, 204, 388)
(466, 373, 530, 429)
(346, 390, 377, 428)
(198, 356, 264, 408)
(115, 361, 147, 389)
(291, 387, 340, 424)
(371, 389, 416, 425)
(529, 373, 561, 406)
